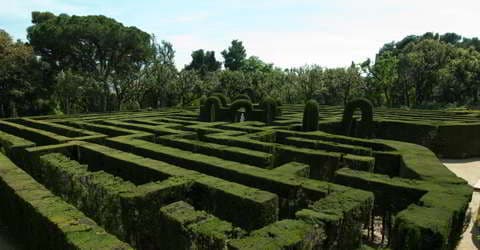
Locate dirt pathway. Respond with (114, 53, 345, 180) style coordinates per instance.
(443, 158, 480, 250)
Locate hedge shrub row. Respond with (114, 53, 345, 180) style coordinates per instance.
(0, 152, 132, 250)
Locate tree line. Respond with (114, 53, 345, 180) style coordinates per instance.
(1, 12, 480, 117)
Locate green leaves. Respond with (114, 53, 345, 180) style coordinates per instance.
(222, 40, 247, 71)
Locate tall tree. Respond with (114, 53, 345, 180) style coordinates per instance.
(142, 40, 178, 108)
(361, 52, 399, 106)
(185, 49, 221, 75)
(0, 30, 38, 117)
(27, 11, 154, 111)
(222, 40, 247, 71)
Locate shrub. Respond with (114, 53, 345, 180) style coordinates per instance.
(199, 95, 207, 106)
(119, 100, 141, 111)
(233, 94, 251, 102)
(302, 100, 319, 131)
(210, 93, 230, 107)
(230, 99, 253, 122)
(241, 88, 257, 102)
(342, 98, 374, 138)
(203, 96, 222, 122)
(260, 97, 277, 124)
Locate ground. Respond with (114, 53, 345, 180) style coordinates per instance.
(443, 158, 480, 250)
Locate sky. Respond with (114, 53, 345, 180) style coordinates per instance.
(0, 0, 479, 69)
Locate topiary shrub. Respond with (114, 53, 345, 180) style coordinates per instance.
(342, 98, 374, 138)
(202, 96, 222, 122)
(230, 99, 253, 122)
(260, 97, 278, 124)
(234, 94, 251, 102)
(119, 100, 141, 111)
(199, 95, 207, 106)
(210, 93, 230, 107)
(241, 88, 257, 102)
(302, 100, 319, 131)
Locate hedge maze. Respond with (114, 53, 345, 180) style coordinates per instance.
(0, 103, 477, 249)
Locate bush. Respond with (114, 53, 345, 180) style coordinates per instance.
(302, 100, 319, 131)
(342, 98, 374, 138)
(241, 88, 257, 102)
(233, 94, 251, 102)
(199, 95, 207, 106)
(230, 99, 253, 122)
(119, 100, 141, 111)
(210, 93, 230, 107)
(260, 97, 277, 124)
(203, 96, 222, 122)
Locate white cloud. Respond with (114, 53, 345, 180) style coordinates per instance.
(2, 0, 479, 69)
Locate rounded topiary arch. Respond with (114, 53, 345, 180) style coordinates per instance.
(302, 100, 319, 131)
(260, 96, 278, 124)
(342, 98, 374, 138)
(233, 94, 251, 102)
(230, 99, 253, 122)
(241, 88, 257, 102)
(199, 95, 207, 106)
(204, 96, 222, 122)
(210, 93, 229, 107)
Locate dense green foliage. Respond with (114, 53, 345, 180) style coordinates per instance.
(302, 100, 320, 131)
(2, 13, 480, 118)
(362, 32, 480, 108)
(342, 98, 374, 138)
(0, 105, 477, 249)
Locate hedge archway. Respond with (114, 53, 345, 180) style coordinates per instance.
(204, 96, 222, 122)
(230, 99, 253, 122)
(342, 98, 373, 138)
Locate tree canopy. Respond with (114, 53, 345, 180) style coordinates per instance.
(2, 12, 480, 117)
(222, 40, 247, 71)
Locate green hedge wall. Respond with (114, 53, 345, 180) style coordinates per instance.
(0, 152, 132, 250)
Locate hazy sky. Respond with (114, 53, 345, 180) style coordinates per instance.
(1, 0, 479, 69)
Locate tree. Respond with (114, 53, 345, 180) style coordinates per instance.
(174, 69, 204, 106)
(241, 56, 273, 73)
(362, 52, 399, 106)
(185, 49, 221, 75)
(0, 30, 38, 117)
(222, 40, 247, 71)
(142, 40, 178, 108)
(217, 70, 249, 98)
(440, 33, 462, 45)
(156, 40, 175, 66)
(398, 39, 455, 106)
(27, 11, 155, 111)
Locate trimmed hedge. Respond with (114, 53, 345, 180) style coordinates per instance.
(241, 88, 257, 102)
(0, 152, 132, 250)
(342, 98, 374, 138)
(234, 94, 252, 101)
(303, 100, 320, 131)
(260, 96, 278, 124)
(210, 92, 230, 107)
(201, 96, 223, 122)
(230, 99, 254, 122)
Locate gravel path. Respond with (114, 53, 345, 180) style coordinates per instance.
(443, 158, 480, 250)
